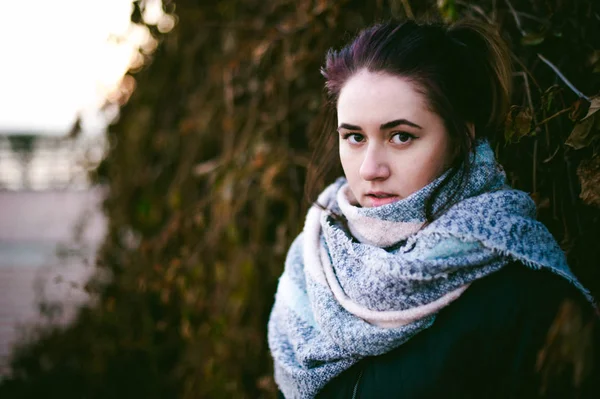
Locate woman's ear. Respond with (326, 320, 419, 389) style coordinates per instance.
(466, 122, 475, 140)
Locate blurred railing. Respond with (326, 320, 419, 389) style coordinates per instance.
(0, 133, 108, 375)
(0, 134, 106, 191)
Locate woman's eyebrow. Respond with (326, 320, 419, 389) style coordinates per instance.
(337, 119, 422, 132)
(337, 123, 362, 131)
(380, 119, 422, 130)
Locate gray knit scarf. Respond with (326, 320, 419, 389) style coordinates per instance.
(268, 140, 593, 399)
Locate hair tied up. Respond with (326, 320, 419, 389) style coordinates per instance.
(307, 19, 513, 220)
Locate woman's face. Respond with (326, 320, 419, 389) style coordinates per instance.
(337, 69, 453, 207)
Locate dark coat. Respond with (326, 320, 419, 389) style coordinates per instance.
(279, 262, 586, 398)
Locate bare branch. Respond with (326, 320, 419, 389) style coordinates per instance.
(400, 0, 414, 20)
(504, 0, 526, 35)
(533, 138, 538, 193)
(516, 11, 549, 24)
(536, 107, 571, 127)
(537, 54, 590, 101)
(455, 0, 492, 23)
(513, 71, 538, 125)
(510, 52, 541, 90)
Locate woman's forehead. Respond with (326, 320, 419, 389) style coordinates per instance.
(336, 70, 431, 127)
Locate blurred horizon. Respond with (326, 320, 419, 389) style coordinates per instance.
(0, 0, 162, 137)
(0, 0, 175, 191)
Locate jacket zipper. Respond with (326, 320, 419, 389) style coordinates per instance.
(351, 368, 364, 399)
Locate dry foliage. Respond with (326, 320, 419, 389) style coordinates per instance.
(1, 0, 599, 398)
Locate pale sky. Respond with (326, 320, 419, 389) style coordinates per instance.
(0, 0, 161, 136)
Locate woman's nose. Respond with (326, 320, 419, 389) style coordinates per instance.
(359, 145, 390, 181)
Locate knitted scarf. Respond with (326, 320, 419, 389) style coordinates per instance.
(268, 140, 593, 399)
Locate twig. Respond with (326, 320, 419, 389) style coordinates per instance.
(515, 11, 549, 24)
(533, 138, 538, 193)
(400, 0, 414, 20)
(513, 70, 540, 193)
(565, 159, 583, 235)
(193, 159, 220, 176)
(543, 145, 560, 163)
(537, 54, 590, 101)
(543, 120, 550, 155)
(536, 107, 571, 127)
(510, 52, 541, 90)
(455, 0, 492, 23)
(513, 71, 538, 124)
(552, 181, 557, 220)
(504, 0, 526, 35)
(521, 72, 539, 194)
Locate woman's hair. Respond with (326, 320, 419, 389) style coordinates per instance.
(305, 19, 512, 221)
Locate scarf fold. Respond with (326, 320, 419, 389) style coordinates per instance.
(268, 140, 593, 399)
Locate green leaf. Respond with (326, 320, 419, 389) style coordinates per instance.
(521, 32, 546, 46)
(542, 85, 562, 112)
(437, 0, 458, 23)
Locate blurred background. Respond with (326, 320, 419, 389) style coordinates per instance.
(0, 0, 599, 398)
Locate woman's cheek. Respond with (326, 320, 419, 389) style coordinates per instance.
(340, 147, 360, 174)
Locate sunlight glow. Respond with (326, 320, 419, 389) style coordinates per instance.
(0, 0, 159, 135)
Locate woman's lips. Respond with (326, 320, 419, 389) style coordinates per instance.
(365, 192, 400, 207)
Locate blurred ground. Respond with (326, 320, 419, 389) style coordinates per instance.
(0, 189, 106, 376)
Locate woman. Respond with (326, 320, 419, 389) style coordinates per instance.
(268, 19, 594, 398)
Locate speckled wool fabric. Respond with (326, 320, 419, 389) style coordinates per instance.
(268, 140, 593, 399)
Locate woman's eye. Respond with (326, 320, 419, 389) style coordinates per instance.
(391, 132, 415, 144)
(344, 133, 365, 144)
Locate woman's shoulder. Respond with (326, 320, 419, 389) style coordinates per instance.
(428, 261, 586, 357)
(318, 262, 584, 399)
(442, 261, 578, 327)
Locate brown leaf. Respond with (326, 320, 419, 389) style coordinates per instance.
(536, 299, 595, 393)
(181, 318, 192, 339)
(313, 0, 329, 15)
(193, 159, 220, 176)
(252, 40, 271, 65)
(504, 106, 533, 143)
(577, 156, 600, 207)
(582, 96, 600, 120)
(179, 118, 198, 135)
(588, 50, 600, 72)
(569, 98, 590, 121)
(566, 115, 597, 149)
(530, 192, 550, 210)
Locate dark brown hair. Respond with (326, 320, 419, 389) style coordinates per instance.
(305, 19, 512, 221)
